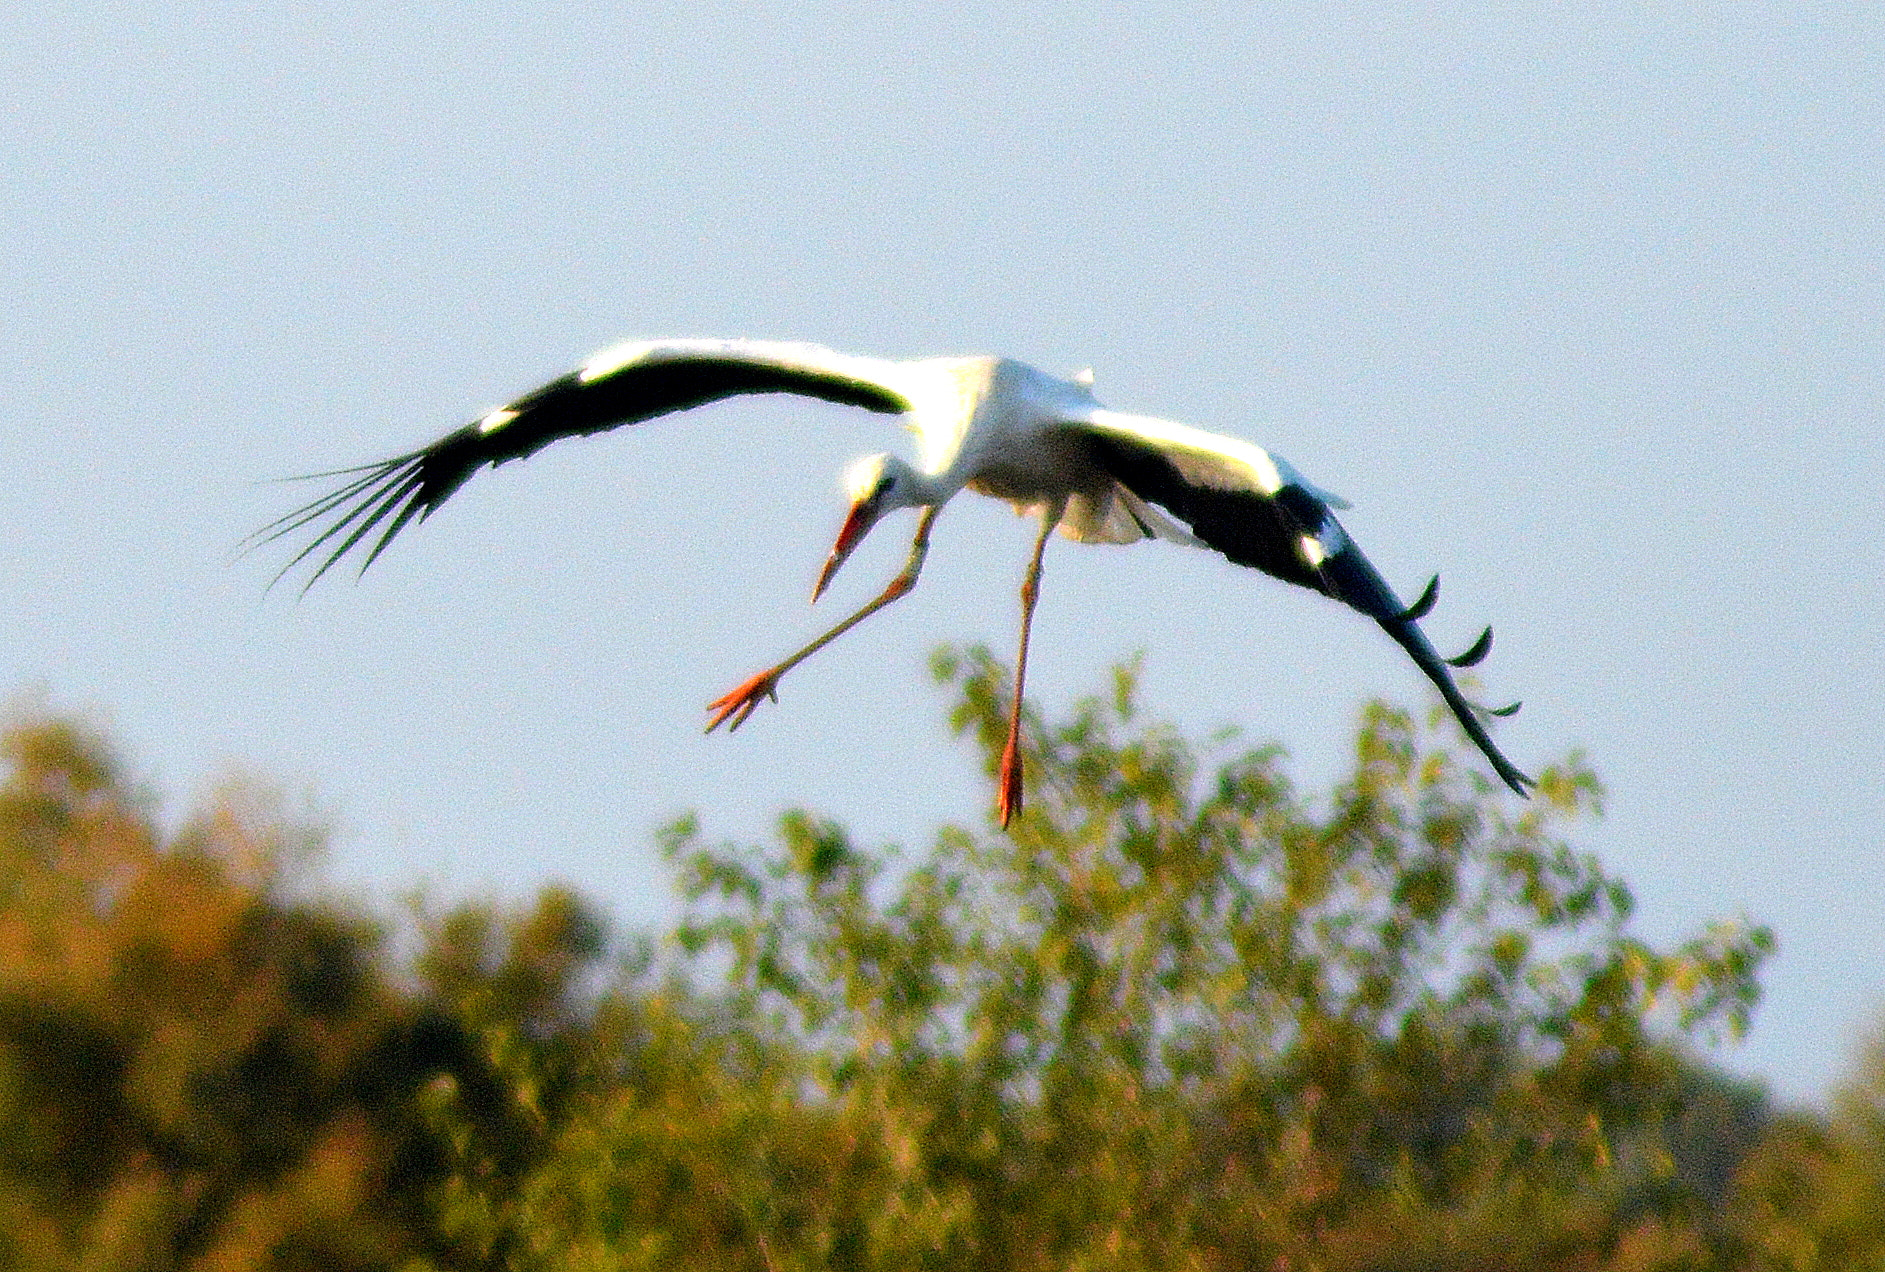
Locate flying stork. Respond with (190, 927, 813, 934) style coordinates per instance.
(259, 337, 1532, 824)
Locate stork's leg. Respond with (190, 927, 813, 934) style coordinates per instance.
(997, 505, 1062, 828)
(706, 506, 940, 732)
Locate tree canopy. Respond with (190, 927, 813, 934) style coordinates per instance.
(2, 652, 1875, 1271)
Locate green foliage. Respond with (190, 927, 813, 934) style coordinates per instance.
(460, 647, 1779, 1271)
(0, 716, 414, 1270)
(0, 715, 554, 1271)
(1726, 1017, 1885, 1270)
(400, 886, 624, 1269)
(11, 655, 1873, 1271)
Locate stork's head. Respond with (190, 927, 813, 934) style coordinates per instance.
(815, 453, 925, 600)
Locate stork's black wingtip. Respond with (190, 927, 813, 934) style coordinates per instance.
(1399, 575, 1441, 623)
(1446, 625, 1494, 668)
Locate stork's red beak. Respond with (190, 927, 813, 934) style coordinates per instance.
(813, 494, 883, 601)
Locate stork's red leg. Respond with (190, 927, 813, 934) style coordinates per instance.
(997, 503, 1062, 828)
(706, 506, 939, 734)
(705, 669, 782, 732)
(997, 735, 1025, 827)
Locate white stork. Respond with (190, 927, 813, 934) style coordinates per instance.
(260, 337, 1532, 824)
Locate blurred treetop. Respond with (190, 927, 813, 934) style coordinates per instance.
(5, 650, 1874, 1272)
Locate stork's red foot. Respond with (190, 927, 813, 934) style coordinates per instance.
(705, 668, 782, 733)
(997, 737, 1024, 828)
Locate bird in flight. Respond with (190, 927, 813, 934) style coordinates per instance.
(257, 337, 1532, 823)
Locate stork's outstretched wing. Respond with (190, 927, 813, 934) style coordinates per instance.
(252, 339, 914, 587)
(1079, 410, 1533, 796)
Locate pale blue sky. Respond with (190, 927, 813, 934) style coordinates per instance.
(3, 2, 1879, 1103)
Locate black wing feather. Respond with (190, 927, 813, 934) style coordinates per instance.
(255, 351, 912, 587)
(1083, 432, 1330, 589)
(1446, 626, 1495, 669)
(483, 357, 909, 465)
(1086, 430, 1533, 796)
